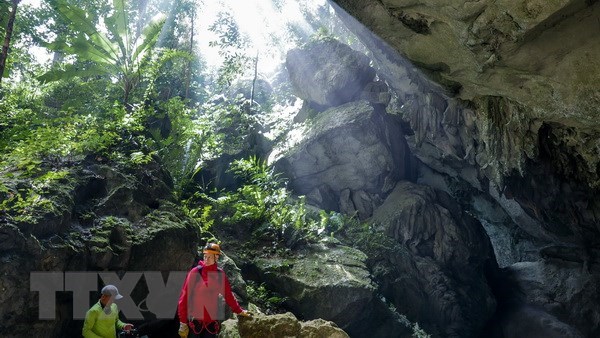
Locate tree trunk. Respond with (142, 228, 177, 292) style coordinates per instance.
(184, 4, 195, 100)
(250, 51, 259, 105)
(0, 0, 20, 87)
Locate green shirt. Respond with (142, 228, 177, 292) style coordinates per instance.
(82, 301, 126, 338)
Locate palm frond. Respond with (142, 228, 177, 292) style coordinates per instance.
(68, 35, 118, 65)
(53, 0, 120, 62)
(131, 15, 166, 65)
(104, 0, 130, 61)
(38, 63, 110, 83)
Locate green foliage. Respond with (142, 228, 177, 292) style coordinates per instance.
(39, 0, 168, 105)
(0, 0, 366, 245)
(189, 95, 260, 161)
(124, 94, 262, 200)
(229, 155, 283, 192)
(245, 280, 288, 314)
(390, 306, 431, 338)
(182, 197, 214, 232)
(0, 80, 119, 165)
(43, 76, 120, 114)
(145, 96, 203, 191)
(0, 81, 45, 152)
(208, 11, 251, 89)
(130, 93, 261, 197)
(1, 109, 121, 167)
(129, 151, 154, 165)
(0, 86, 159, 224)
(0, 78, 159, 196)
(220, 156, 288, 225)
(153, 50, 206, 103)
(0, 166, 74, 224)
(140, 49, 194, 103)
(327, 214, 400, 259)
(185, 157, 344, 248)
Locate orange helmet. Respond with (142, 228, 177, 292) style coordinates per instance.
(203, 243, 221, 255)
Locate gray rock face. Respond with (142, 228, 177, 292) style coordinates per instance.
(490, 257, 600, 337)
(329, 1, 600, 248)
(0, 159, 199, 337)
(272, 100, 414, 219)
(314, 7, 600, 335)
(252, 243, 375, 329)
(496, 306, 585, 338)
(370, 181, 497, 337)
(286, 39, 376, 108)
(219, 312, 349, 338)
(330, 0, 600, 125)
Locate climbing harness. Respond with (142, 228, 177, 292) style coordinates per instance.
(188, 319, 220, 335)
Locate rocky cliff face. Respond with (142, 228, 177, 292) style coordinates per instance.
(0, 158, 200, 337)
(330, 0, 600, 126)
(274, 3, 600, 335)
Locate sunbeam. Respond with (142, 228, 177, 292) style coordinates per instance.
(195, 0, 329, 76)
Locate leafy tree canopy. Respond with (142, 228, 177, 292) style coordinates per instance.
(39, 0, 168, 105)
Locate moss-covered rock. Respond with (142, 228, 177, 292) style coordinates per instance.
(250, 242, 375, 331)
(0, 157, 199, 337)
(220, 311, 349, 338)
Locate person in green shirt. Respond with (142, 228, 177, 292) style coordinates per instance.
(82, 284, 134, 338)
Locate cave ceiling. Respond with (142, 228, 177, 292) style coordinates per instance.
(331, 0, 600, 129)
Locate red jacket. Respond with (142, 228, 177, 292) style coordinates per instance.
(177, 261, 243, 323)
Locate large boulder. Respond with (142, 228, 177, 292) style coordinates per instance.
(251, 243, 374, 328)
(272, 100, 415, 219)
(247, 241, 406, 337)
(286, 39, 376, 109)
(75, 159, 174, 223)
(219, 312, 349, 338)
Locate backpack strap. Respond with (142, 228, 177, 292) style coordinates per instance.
(194, 265, 224, 284)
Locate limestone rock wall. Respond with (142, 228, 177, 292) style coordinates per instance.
(0, 158, 199, 337)
(272, 100, 415, 219)
(320, 1, 600, 336)
(330, 0, 600, 124)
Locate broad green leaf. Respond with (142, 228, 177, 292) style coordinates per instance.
(38, 63, 110, 82)
(104, 0, 129, 60)
(110, 0, 128, 37)
(68, 35, 118, 65)
(53, 0, 119, 61)
(131, 15, 165, 64)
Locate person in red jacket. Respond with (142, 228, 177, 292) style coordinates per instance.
(177, 242, 250, 338)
